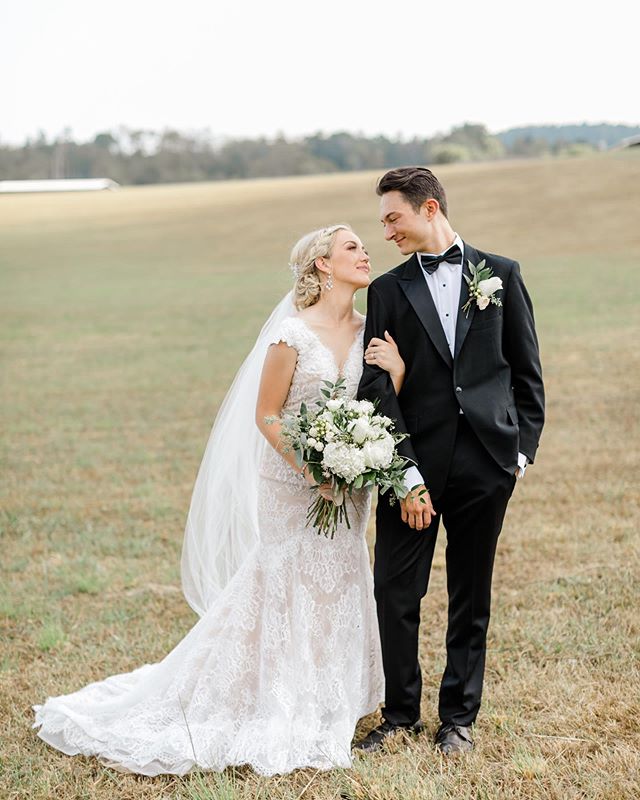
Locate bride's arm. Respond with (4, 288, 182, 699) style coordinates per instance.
(255, 342, 315, 485)
(363, 331, 406, 395)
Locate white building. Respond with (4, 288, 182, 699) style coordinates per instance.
(0, 178, 120, 193)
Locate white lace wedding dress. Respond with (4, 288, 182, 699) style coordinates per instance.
(33, 315, 384, 776)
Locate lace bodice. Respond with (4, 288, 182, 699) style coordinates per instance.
(271, 315, 365, 412)
(260, 315, 366, 488)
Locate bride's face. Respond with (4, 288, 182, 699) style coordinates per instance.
(323, 229, 371, 289)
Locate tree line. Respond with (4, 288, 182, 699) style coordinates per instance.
(1, 123, 636, 186)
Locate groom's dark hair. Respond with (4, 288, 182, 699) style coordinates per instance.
(376, 167, 448, 218)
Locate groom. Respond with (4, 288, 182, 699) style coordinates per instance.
(356, 167, 544, 754)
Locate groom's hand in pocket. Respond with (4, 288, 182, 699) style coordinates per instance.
(400, 485, 436, 531)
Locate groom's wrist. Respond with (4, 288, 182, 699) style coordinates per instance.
(516, 452, 528, 479)
(403, 465, 424, 493)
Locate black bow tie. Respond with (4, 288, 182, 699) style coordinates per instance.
(420, 243, 462, 274)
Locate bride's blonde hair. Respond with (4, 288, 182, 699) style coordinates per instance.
(289, 224, 352, 310)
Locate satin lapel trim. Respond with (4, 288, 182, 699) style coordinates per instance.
(399, 254, 453, 369)
(454, 242, 478, 360)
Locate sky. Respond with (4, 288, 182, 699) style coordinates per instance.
(1, 0, 636, 145)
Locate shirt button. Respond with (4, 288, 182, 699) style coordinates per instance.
(455, 386, 462, 393)
(445, 313, 449, 317)
(443, 284, 446, 287)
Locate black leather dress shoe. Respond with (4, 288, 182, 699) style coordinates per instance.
(353, 719, 425, 753)
(435, 722, 474, 755)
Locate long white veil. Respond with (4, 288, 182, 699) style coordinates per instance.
(181, 291, 296, 617)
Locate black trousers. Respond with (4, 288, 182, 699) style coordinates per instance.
(374, 415, 516, 727)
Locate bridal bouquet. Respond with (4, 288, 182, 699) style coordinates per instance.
(273, 379, 411, 538)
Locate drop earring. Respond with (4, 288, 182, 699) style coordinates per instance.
(325, 272, 334, 291)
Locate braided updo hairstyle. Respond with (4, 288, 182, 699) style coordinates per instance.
(289, 224, 352, 310)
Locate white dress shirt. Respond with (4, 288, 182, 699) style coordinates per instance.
(421, 232, 465, 358)
(402, 234, 527, 493)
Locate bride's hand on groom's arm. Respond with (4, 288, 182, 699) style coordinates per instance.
(364, 331, 405, 394)
(400, 485, 436, 531)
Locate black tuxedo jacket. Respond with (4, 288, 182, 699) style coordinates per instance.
(358, 242, 545, 499)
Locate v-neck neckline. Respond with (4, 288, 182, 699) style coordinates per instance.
(295, 315, 365, 376)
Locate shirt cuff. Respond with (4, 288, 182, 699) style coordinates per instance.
(516, 452, 528, 479)
(403, 465, 424, 492)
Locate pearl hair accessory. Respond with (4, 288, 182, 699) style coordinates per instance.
(289, 262, 300, 278)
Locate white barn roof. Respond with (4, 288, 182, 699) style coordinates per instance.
(610, 135, 640, 150)
(0, 178, 120, 193)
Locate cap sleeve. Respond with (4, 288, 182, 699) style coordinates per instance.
(267, 316, 301, 351)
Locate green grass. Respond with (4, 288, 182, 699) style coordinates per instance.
(36, 623, 66, 654)
(1, 152, 639, 799)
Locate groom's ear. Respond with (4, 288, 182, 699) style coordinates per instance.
(422, 198, 440, 220)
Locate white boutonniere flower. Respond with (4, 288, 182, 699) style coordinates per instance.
(461, 260, 503, 317)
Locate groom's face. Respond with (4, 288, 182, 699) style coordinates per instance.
(380, 191, 431, 255)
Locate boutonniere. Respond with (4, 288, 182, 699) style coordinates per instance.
(461, 260, 503, 317)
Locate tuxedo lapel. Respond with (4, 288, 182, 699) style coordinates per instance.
(399, 254, 453, 369)
(454, 242, 478, 360)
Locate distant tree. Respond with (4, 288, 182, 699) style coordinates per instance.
(438, 123, 504, 160)
(508, 136, 550, 158)
(431, 143, 470, 164)
(555, 142, 596, 157)
(93, 132, 118, 152)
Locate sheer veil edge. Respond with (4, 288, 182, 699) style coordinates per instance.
(181, 291, 296, 616)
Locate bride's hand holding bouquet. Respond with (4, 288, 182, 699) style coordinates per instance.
(272, 378, 412, 538)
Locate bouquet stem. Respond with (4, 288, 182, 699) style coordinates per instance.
(306, 494, 351, 539)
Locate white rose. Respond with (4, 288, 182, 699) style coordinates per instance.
(325, 430, 335, 441)
(477, 295, 490, 310)
(362, 436, 394, 470)
(326, 398, 344, 412)
(314, 442, 324, 452)
(350, 417, 373, 444)
(307, 437, 317, 447)
(478, 276, 502, 296)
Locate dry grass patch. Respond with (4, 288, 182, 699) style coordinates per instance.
(1, 152, 639, 799)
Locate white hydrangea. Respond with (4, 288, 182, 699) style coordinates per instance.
(345, 399, 375, 415)
(322, 441, 366, 483)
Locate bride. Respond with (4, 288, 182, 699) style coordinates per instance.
(33, 224, 407, 776)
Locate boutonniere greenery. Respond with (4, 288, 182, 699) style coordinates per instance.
(461, 260, 503, 317)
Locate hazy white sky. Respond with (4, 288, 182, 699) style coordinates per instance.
(1, 0, 636, 144)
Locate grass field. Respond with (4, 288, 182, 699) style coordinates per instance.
(1, 152, 639, 799)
